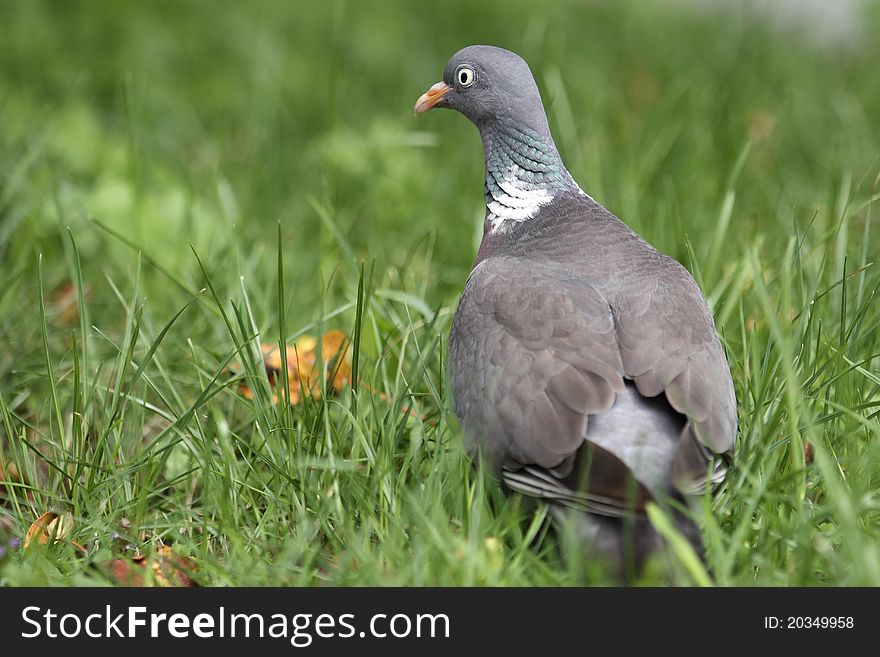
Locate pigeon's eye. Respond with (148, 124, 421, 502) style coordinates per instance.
(456, 66, 476, 88)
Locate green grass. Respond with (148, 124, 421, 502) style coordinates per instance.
(1, 0, 879, 586)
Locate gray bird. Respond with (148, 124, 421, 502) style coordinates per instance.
(415, 46, 736, 574)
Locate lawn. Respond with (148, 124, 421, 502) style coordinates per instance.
(1, 0, 879, 586)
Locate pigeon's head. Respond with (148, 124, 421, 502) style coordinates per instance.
(414, 45, 549, 134)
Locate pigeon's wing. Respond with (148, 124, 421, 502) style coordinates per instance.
(449, 250, 736, 506)
(448, 256, 657, 515)
(613, 253, 737, 492)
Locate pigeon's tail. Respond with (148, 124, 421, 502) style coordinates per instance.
(549, 503, 703, 583)
(498, 378, 714, 581)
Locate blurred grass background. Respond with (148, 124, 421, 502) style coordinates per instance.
(1, 0, 879, 585)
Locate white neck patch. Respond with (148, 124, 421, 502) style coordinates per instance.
(485, 164, 553, 234)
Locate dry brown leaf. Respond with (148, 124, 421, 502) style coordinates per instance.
(52, 281, 90, 325)
(24, 511, 74, 548)
(106, 558, 142, 586)
(236, 329, 352, 405)
(0, 461, 20, 496)
(103, 545, 198, 587)
(747, 109, 776, 143)
(625, 68, 660, 110)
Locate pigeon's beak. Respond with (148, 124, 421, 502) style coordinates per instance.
(414, 81, 451, 114)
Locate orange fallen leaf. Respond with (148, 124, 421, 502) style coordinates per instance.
(231, 329, 432, 425)
(149, 545, 198, 586)
(103, 545, 198, 587)
(236, 329, 352, 405)
(24, 511, 74, 548)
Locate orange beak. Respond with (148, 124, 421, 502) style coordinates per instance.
(414, 81, 452, 114)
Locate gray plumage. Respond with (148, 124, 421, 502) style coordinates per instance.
(416, 45, 736, 571)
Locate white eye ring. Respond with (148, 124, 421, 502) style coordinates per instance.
(456, 66, 475, 87)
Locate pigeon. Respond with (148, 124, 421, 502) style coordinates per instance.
(414, 45, 736, 573)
